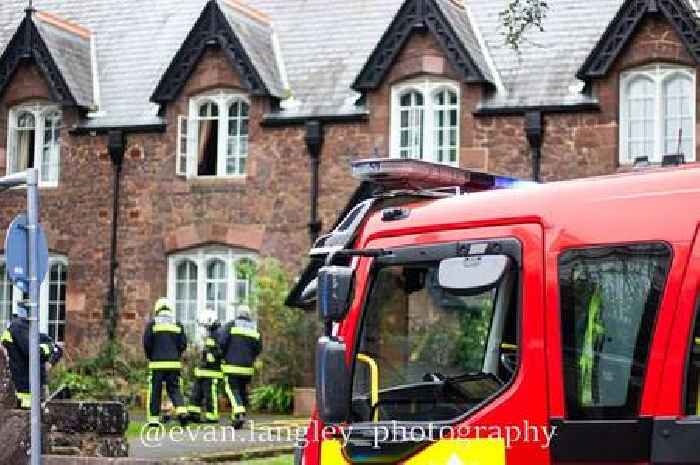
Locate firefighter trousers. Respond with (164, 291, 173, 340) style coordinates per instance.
(147, 369, 187, 423)
(188, 376, 219, 422)
(224, 374, 250, 417)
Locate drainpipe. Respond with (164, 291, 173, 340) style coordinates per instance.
(304, 120, 324, 244)
(525, 111, 543, 182)
(105, 130, 125, 341)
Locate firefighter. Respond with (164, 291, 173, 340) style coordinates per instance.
(186, 307, 222, 423)
(0, 301, 63, 409)
(218, 306, 262, 429)
(143, 297, 188, 426)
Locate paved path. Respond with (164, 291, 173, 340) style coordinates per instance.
(129, 416, 305, 460)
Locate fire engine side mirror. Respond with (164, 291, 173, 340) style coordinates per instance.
(317, 266, 354, 322)
(438, 255, 511, 293)
(316, 336, 351, 424)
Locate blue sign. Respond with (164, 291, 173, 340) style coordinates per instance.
(4, 214, 49, 293)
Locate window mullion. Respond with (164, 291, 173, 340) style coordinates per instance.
(656, 75, 663, 162)
(35, 112, 44, 181)
(219, 100, 228, 176)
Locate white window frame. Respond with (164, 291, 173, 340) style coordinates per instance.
(390, 78, 461, 166)
(167, 246, 256, 343)
(6, 103, 63, 187)
(0, 255, 68, 344)
(177, 90, 250, 178)
(620, 64, 696, 165)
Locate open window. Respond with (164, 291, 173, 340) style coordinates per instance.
(350, 240, 520, 424)
(177, 91, 250, 178)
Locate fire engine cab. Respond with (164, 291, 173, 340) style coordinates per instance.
(289, 158, 700, 465)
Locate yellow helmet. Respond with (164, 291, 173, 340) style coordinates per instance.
(154, 297, 173, 314)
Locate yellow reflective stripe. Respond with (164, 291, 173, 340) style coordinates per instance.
(206, 353, 216, 363)
(403, 439, 505, 465)
(211, 381, 219, 419)
(205, 411, 219, 421)
(205, 338, 217, 347)
(357, 353, 379, 422)
(501, 343, 518, 350)
(40, 344, 51, 356)
(17, 391, 31, 409)
(221, 364, 254, 375)
(149, 361, 182, 370)
(187, 405, 202, 413)
(175, 406, 187, 415)
(229, 327, 260, 339)
(224, 376, 246, 415)
(695, 337, 700, 346)
(153, 323, 182, 333)
(194, 368, 222, 378)
(0, 330, 12, 344)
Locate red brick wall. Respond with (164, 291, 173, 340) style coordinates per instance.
(0, 13, 696, 349)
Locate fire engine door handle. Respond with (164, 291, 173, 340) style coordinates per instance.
(357, 353, 379, 422)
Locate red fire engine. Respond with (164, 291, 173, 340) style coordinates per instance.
(289, 158, 700, 465)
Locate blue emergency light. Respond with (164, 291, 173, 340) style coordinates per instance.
(351, 158, 535, 192)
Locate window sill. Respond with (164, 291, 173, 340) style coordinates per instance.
(184, 175, 248, 187)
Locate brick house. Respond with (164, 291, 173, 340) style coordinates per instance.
(0, 0, 698, 349)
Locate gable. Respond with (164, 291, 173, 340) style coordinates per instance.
(578, 0, 700, 80)
(0, 11, 85, 107)
(150, 0, 285, 105)
(352, 0, 494, 92)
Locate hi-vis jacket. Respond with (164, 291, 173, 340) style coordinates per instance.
(194, 325, 222, 379)
(143, 311, 187, 370)
(1, 316, 63, 390)
(218, 317, 262, 376)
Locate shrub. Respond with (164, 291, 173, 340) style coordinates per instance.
(250, 384, 293, 414)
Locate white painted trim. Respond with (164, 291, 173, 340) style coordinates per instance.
(167, 246, 257, 344)
(463, 1, 505, 94)
(6, 103, 62, 187)
(390, 77, 461, 166)
(270, 24, 291, 96)
(89, 33, 101, 112)
(184, 90, 250, 178)
(619, 64, 696, 164)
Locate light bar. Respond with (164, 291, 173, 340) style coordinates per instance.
(351, 158, 534, 192)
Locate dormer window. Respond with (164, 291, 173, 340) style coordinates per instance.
(6, 104, 62, 186)
(620, 64, 696, 164)
(391, 79, 460, 166)
(177, 91, 249, 178)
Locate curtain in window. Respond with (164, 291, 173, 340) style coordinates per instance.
(197, 102, 219, 175)
(399, 91, 424, 160)
(206, 259, 228, 322)
(433, 89, 458, 165)
(48, 262, 67, 343)
(226, 100, 249, 176)
(175, 259, 198, 338)
(626, 77, 655, 163)
(42, 111, 62, 184)
(664, 75, 693, 157)
(15, 112, 36, 172)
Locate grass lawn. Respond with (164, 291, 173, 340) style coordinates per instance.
(246, 456, 293, 465)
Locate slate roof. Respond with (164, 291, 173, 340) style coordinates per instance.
(1, 0, 699, 127)
(219, 2, 285, 98)
(33, 13, 94, 109)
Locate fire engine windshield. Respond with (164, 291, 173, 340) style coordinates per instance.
(351, 259, 519, 423)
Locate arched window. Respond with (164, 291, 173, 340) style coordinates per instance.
(175, 259, 198, 337)
(625, 76, 655, 162)
(47, 262, 67, 343)
(0, 263, 13, 330)
(7, 105, 62, 185)
(168, 247, 257, 343)
(392, 79, 460, 166)
(42, 111, 62, 184)
(197, 101, 220, 176)
(227, 100, 249, 176)
(12, 112, 36, 174)
(433, 88, 459, 165)
(398, 90, 425, 160)
(206, 258, 228, 322)
(620, 65, 696, 164)
(179, 91, 250, 178)
(664, 75, 693, 157)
